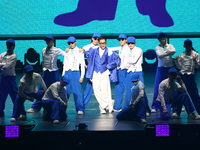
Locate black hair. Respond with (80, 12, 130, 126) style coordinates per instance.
(98, 36, 107, 42)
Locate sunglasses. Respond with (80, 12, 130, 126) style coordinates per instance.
(118, 38, 126, 41)
(99, 42, 106, 45)
(128, 43, 135, 45)
(68, 42, 75, 45)
(93, 37, 99, 40)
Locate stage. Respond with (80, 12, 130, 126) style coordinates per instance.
(1, 71, 200, 149)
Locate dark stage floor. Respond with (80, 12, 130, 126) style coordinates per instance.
(1, 71, 200, 149)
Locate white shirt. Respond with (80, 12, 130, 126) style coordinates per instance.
(42, 82, 68, 105)
(18, 73, 47, 99)
(62, 46, 85, 78)
(175, 50, 200, 75)
(156, 78, 187, 110)
(109, 44, 130, 70)
(0, 52, 17, 76)
(127, 46, 143, 73)
(42, 46, 65, 72)
(155, 43, 176, 67)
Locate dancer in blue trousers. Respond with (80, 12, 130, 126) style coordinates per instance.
(0, 39, 18, 118)
(41, 75, 69, 124)
(109, 34, 130, 112)
(125, 36, 151, 115)
(151, 32, 176, 113)
(27, 35, 65, 113)
(63, 36, 85, 115)
(175, 39, 200, 115)
(117, 73, 147, 124)
(11, 65, 47, 121)
(82, 33, 101, 110)
(157, 68, 200, 120)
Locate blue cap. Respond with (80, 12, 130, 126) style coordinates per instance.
(157, 32, 166, 39)
(67, 36, 76, 43)
(168, 68, 177, 74)
(92, 33, 101, 38)
(24, 65, 34, 73)
(131, 74, 139, 82)
(117, 34, 127, 40)
(61, 75, 70, 83)
(44, 35, 54, 41)
(127, 36, 136, 43)
(6, 38, 15, 45)
(184, 39, 192, 45)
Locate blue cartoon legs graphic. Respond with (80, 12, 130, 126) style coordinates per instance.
(136, 0, 174, 27)
(54, 0, 173, 27)
(54, 0, 118, 26)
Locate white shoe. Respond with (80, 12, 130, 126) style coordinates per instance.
(27, 108, 39, 113)
(18, 115, 27, 120)
(146, 112, 150, 117)
(151, 109, 157, 113)
(77, 111, 84, 115)
(181, 108, 185, 112)
(188, 112, 200, 120)
(113, 109, 122, 112)
(10, 118, 16, 122)
(171, 113, 179, 119)
(108, 100, 114, 113)
(53, 120, 59, 124)
(141, 119, 147, 124)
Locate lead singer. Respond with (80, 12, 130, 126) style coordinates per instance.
(84, 37, 120, 114)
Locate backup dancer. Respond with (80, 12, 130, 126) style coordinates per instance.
(151, 32, 176, 113)
(0, 39, 18, 118)
(27, 35, 65, 113)
(175, 39, 200, 114)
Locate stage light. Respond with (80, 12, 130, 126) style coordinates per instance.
(75, 123, 88, 132)
(156, 125, 170, 137)
(5, 126, 19, 138)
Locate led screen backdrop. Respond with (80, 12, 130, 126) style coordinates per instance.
(0, 0, 200, 62)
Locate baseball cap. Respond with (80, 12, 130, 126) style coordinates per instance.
(117, 34, 127, 40)
(131, 73, 139, 82)
(127, 36, 136, 43)
(6, 38, 15, 45)
(24, 65, 34, 73)
(67, 36, 76, 43)
(92, 33, 101, 38)
(168, 68, 177, 74)
(44, 35, 54, 41)
(61, 75, 70, 83)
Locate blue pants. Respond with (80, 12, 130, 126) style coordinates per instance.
(158, 92, 195, 120)
(180, 74, 200, 115)
(82, 78, 93, 110)
(124, 72, 151, 113)
(41, 99, 67, 121)
(64, 70, 84, 111)
(152, 67, 170, 110)
(12, 90, 44, 119)
(0, 75, 18, 116)
(116, 98, 146, 121)
(114, 69, 127, 110)
(31, 69, 60, 111)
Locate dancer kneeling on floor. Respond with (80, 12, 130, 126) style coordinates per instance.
(11, 65, 47, 122)
(116, 73, 147, 124)
(41, 75, 69, 124)
(157, 68, 200, 120)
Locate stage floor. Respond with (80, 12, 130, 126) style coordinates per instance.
(1, 71, 200, 149)
(1, 71, 200, 131)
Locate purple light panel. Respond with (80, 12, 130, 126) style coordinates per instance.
(156, 125, 170, 137)
(5, 126, 19, 137)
